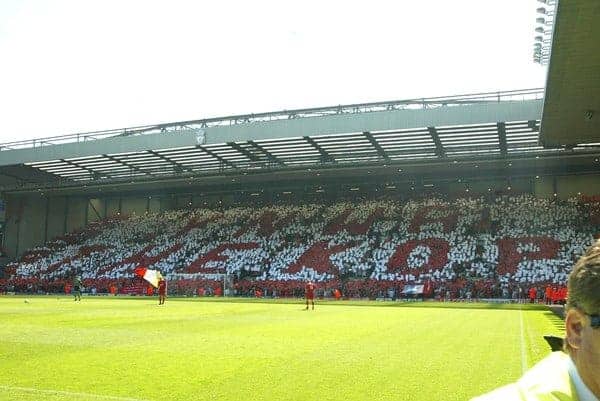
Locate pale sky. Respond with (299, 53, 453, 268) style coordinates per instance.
(0, 0, 547, 144)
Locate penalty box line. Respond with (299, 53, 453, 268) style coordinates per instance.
(0, 385, 152, 401)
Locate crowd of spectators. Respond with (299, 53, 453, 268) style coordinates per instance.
(2, 194, 598, 300)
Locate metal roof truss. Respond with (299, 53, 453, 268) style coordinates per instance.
(23, 119, 553, 184)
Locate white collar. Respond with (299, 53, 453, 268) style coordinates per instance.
(567, 356, 600, 401)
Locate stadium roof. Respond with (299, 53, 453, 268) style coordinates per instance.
(1, 88, 599, 196)
(540, 0, 600, 147)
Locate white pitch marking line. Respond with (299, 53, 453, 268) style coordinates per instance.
(519, 307, 528, 374)
(0, 385, 152, 401)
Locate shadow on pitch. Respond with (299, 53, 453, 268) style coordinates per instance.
(542, 310, 565, 331)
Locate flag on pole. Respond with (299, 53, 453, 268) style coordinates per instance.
(134, 266, 162, 288)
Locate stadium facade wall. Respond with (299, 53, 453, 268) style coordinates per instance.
(3, 199, 18, 258)
(176, 195, 192, 209)
(106, 198, 120, 217)
(121, 197, 147, 216)
(87, 198, 105, 222)
(47, 197, 67, 243)
(160, 196, 176, 212)
(149, 197, 161, 213)
(66, 197, 87, 233)
(3, 195, 46, 258)
(22, 196, 45, 256)
(534, 177, 555, 198)
(556, 176, 600, 198)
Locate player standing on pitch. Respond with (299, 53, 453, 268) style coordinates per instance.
(72, 275, 82, 302)
(158, 275, 167, 305)
(305, 280, 316, 310)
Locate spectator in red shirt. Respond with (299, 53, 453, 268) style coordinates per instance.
(305, 280, 316, 310)
(545, 285, 553, 305)
(529, 286, 537, 304)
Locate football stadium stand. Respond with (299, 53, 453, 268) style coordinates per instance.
(1, 193, 596, 300)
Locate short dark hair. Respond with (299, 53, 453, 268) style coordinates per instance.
(567, 239, 600, 314)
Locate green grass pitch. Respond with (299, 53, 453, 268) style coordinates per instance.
(0, 296, 564, 401)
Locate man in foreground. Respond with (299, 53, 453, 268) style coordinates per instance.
(472, 239, 600, 401)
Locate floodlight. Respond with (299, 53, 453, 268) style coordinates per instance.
(536, 17, 546, 24)
(537, 7, 547, 14)
(535, 27, 545, 33)
(535, 36, 544, 42)
(537, 0, 547, 3)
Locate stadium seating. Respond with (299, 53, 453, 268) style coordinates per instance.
(2, 194, 596, 300)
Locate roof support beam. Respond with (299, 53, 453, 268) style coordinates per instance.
(304, 136, 335, 163)
(196, 145, 238, 171)
(60, 159, 100, 180)
(104, 154, 153, 177)
(247, 140, 285, 167)
(228, 142, 262, 164)
(497, 122, 508, 156)
(147, 150, 194, 174)
(363, 131, 390, 162)
(428, 127, 446, 158)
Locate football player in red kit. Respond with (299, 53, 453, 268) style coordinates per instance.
(158, 277, 167, 305)
(305, 280, 316, 310)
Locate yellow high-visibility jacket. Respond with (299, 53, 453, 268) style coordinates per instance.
(471, 352, 578, 401)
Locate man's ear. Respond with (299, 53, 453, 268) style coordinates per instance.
(565, 309, 585, 350)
